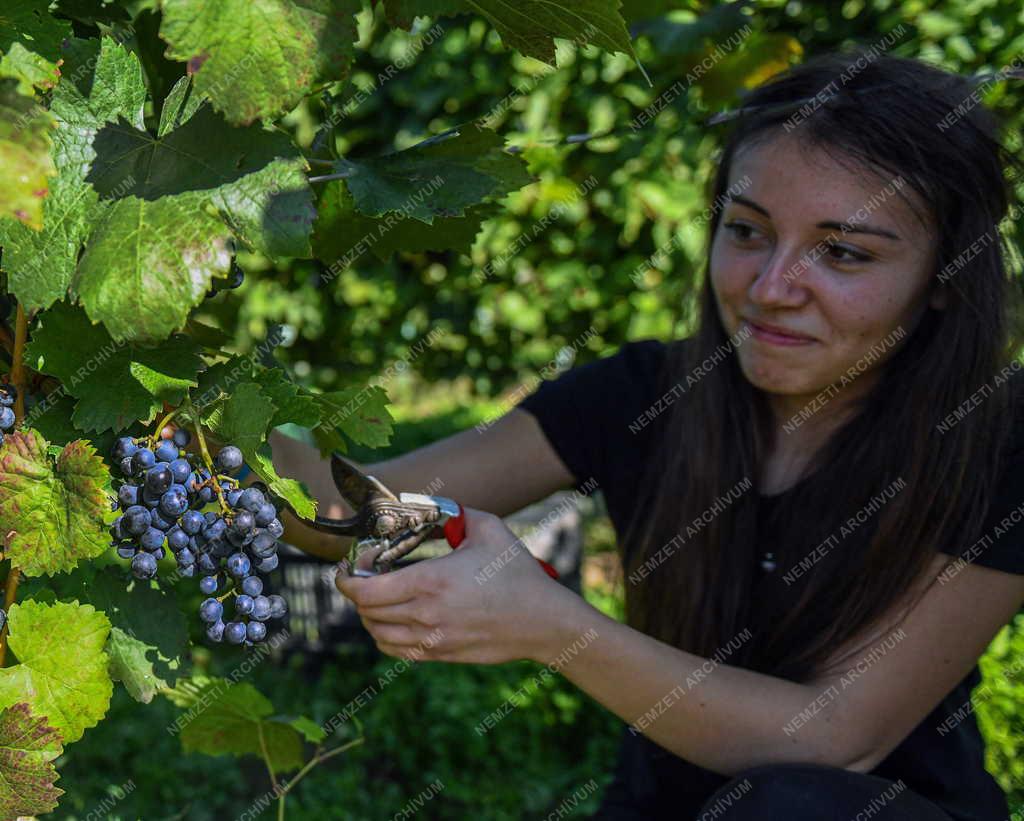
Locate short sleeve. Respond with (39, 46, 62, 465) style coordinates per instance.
(515, 339, 670, 498)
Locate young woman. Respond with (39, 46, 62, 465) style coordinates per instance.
(271, 50, 1024, 819)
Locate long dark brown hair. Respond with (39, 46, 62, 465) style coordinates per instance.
(622, 48, 1024, 682)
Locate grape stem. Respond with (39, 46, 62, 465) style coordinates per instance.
(0, 304, 30, 667)
(266, 733, 366, 821)
(183, 395, 232, 516)
(149, 407, 180, 447)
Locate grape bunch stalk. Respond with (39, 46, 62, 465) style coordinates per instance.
(109, 425, 288, 646)
(0, 383, 16, 443)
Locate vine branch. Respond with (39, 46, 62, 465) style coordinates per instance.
(0, 304, 28, 666)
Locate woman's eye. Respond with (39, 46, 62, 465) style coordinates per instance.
(723, 221, 760, 242)
(823, 242, 873, 265)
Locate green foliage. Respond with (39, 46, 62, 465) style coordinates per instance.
(977, 614, 1024, 813)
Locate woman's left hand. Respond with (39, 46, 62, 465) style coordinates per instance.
(335, 507, 572, 665)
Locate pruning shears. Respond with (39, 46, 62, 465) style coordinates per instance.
(306, 454, 559, 580)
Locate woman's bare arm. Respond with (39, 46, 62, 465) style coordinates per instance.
(265, 408, 575, 561)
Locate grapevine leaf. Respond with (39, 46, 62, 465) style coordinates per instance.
(0, 80, 57, 230)
(248, 443, 318, 520)
(87, 569, 189, 704)
(250, 369, 322, 429)
(165, 677, 305, 773)
(0, 0, 73, 93)
(0, 430, 111, 577)
(0, 703, 64, 818)
(25, 301, 204, 433)
(0, 36, 148, 313)
(86, 97, 315, 259)
(202, 381, 276, 455)
(288, 716, 327, 744)
(386, 0, 638, 67)
(314, 386, 394, 449)
(71, 193, 234, 343)
(159, 0, 361, 125)
(328, 123, 534, 224)
(462, 0, 637, 66)
(0, 600, 113, 744)
(313, 179, 501, 263)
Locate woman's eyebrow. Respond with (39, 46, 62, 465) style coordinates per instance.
(725, 193, 903, 241)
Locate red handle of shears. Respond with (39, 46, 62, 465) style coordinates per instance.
(443, 503, 559, 580)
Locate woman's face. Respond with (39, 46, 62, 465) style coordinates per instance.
(710, 133, 944, 422)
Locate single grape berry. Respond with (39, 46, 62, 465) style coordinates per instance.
(235, 594, 254, 616)
(214, 445, 244, 473)
(237, 487, 265, 513)
(266, 518, 284, 539)
(180, 510, 204, 536)
(241, 575, 263, 597)
(172, 428, 191, 448)
(255, 553, 279, 573)
(131, 448, 156, 475)
(112, 436, 138, 461)
(117, 484, 140, 508)
(225, 487, 243, 507)
(167, 527, 189, 552)
(206, 620, 225, 642)
(131, 552, 158, 580)
(0, 406, 15, 431)
(246, 621, 267, 642)
(149, 509, 174, 532)
(159, 485, 189, 517)
(116, 544, 136, 560)
(179, 563, 195, 578)
(226, 552, 251, 578)
(169, 458, 191, 484)
(122, 505, 152, 536)
(224, 622, 247, 644)
(230, 509, 255, 535)
(176, 547, 195, 566)
(251, 595, 271, 622)
(145, 464, 173, 496)
(154, 440, 178, 463)
(267, 594, 288, 619)
(199, 598, 223, 623)
(140, 528, 165, 552)
(0, 384, 15, 406)
(197, 553, 217, 573)
(199, 575, 219, 595)
(251, 502, 274, 527)
(119, 455, 135, 476)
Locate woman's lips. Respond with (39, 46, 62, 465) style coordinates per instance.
(742, 319, 816, 346)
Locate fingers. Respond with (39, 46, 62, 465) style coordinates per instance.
(334, 562, 426, 607)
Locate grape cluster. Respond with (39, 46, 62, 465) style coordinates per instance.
(0, 384, 16, 444)
(109, 431, 288, 646)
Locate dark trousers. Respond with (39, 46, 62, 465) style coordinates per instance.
(593, 762, 954, 820)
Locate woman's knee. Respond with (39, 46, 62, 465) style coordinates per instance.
(693, 763, 950, 821)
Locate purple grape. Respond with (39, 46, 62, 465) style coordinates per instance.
(154, 440, 178, 463)
(266, 519, 284, 539)
(199, 575, 219, 595)
(230, 510, 255, 535)
(116, 544, 136, 560)
(246, 621, 267, 642)
(199, 598, 223, 623)
(255, 554, 278, 573)
(254, 503, 277, 527)
(214, 445, 244, 473)
(140, 528, 165, 551)
(237, 488, 265, 513)
(160, 485, 189, 517)
(268, 594, 288, 619)
(180, 510, 204, 535)
(226, 553, 251, 578)
(234, 594, 254, 616)
(122, 505, 151, 536)
(179, 563, 196, 578)
(145, 464, 173, 496)
(176, 547, 195, 566)
(118, 484, 140, 508)
(225, 488, 243, 507)
(206, 620, 225, 642)
(197, 553, 217, 573)
(169, 458, 191, 484)
(251, 595, 271, 622)
(149, 508, 174, 532)
(119, 455, 135, 476)
(131, 448, 156, 475)
(172, 428, 191, 448)
(224, 622, 247, 644)
(241, 575, 263, 596)
(167, 527, 189, 552)
(131, 552, 157, 580)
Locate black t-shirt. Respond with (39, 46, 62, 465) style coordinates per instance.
(516, 337, 1023, 821)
